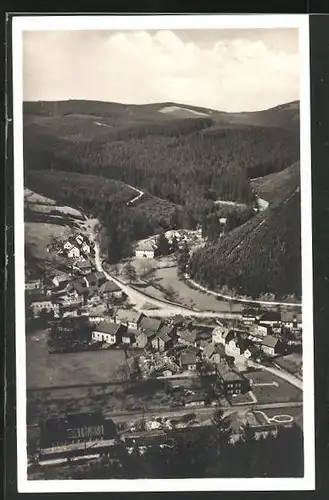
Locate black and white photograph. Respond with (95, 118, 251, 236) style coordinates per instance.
(13, 14, 314, 492)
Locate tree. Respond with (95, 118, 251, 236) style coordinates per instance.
(123, 262, 137, 284)
(155, 232, 171, 256)
(177, 241, 190, 275)
(171, 235, 179, 253)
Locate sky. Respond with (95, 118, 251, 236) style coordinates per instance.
(23, 28, 300, 112)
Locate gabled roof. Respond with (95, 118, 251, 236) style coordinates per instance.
(180, 348, 198, 365)
(259, 311, 281, 323)
(223, 330, 235, 343)
(94, 322, 124, 336)
(69, 279, 87, 295)
(100, 280, 121, 293)
(157, 329, 172, 343)
(76, 260, 92, 269)
(87, 271, 105, 286)
(178, 330, 197, 343)
(203, 343, 216, 359)
(139, 316, 162, 333)
(53, 272, 70, 283)
(262, 335, 279, 348)
(158, 324, 173, 338)
(115, 309, 142, 324)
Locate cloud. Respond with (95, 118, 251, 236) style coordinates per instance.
(23, 29, 300, 111)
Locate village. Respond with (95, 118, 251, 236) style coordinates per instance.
(25, 224, 303, 471)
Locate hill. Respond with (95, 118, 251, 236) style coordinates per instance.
(251, 162, 300, 205)
(23, 99, 301, 264)
(23, 99, 299, 131)
(189, 187, 301, 300)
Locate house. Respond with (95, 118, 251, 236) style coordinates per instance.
(121, 329, 138, 346)
(99, 280, 123, 299)
(25, 278, 42, 292)
(179, 348, 198, 371)
(86, 272, 106, 288)
(135, 241, 155, 259)
(67, 279, 88, 299)
(74, 260, 93, 275)
(261, 335, 280, 357)
(227, 337, 241, 356)
(217, 362, 249, 396)
(244, 344, 260, 360)
(75, 234, 84, 246)
(135, 331, 148, 349)
(177, 329, 197, 347)
(151, 328, 173, 352)
(242, 308, 259, 324)
(52, 273, 70, 288)
(92, 321, 127, 345)
(258, 311, 282, 327)
(67, 246, 80, 259)
(158, 323, 175, 340)
(139, 316, 162, 334)
(249, 323, 268, 337)
(54, 294, 83, 309)
(212, 326, 228, 344)
(63, 240, 74, 251)
(184, 394, 206, 407)
(203, 343, 217, 360)
(114, 309, 145, 330)
(81, 242, 91, 255)
(171, 314, 184, 328)
(220, 330, 235, 346)
(39, 412, 112, 448)
(29, 294, 60, 318)
(281, 311, 302, 329)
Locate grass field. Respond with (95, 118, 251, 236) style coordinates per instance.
(26, 329, 129, 389)
(244, 369, 303, 404)
(25, 222, 72, 261)
(274, 353, 302, 375)
(153, 267, 244, 312)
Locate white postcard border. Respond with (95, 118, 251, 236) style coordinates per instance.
(13, 14, 314, 493)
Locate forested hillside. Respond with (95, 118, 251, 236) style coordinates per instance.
(251, 162, 300, 205)
(189, 187, 301, 300)
(24, 99, 301, 272)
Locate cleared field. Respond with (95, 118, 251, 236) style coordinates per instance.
(26, 330, 128, 389)
(153, 267, 243, 313)
(24, 188, 56, 205)
(28, 203, 83, 219)
(244, 369, 303, 405)
(25, 222, 71, 261)
(274, 353, 302, 375)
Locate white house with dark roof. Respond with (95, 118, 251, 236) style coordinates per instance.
(92, 321, 127, 345)
(29, 294, 60, 318)
(179, 348, 198, 371)
(135, 241, 155, 259)
(261, 335, 280, 356)
(114, 309, 145, 330)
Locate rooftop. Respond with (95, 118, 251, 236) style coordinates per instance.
(115, 309, 142, 324)
(94, 321, 125, 336)
(262, 335, 279, 348)
(180, 348, 198, 365)
(259, 311, 282, 323)
(76, 260, 92, 269)
(139, 316, 162, 333)
(100, 280, 121, 293)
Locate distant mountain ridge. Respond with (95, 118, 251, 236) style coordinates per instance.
(23, 99, 299, 131)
